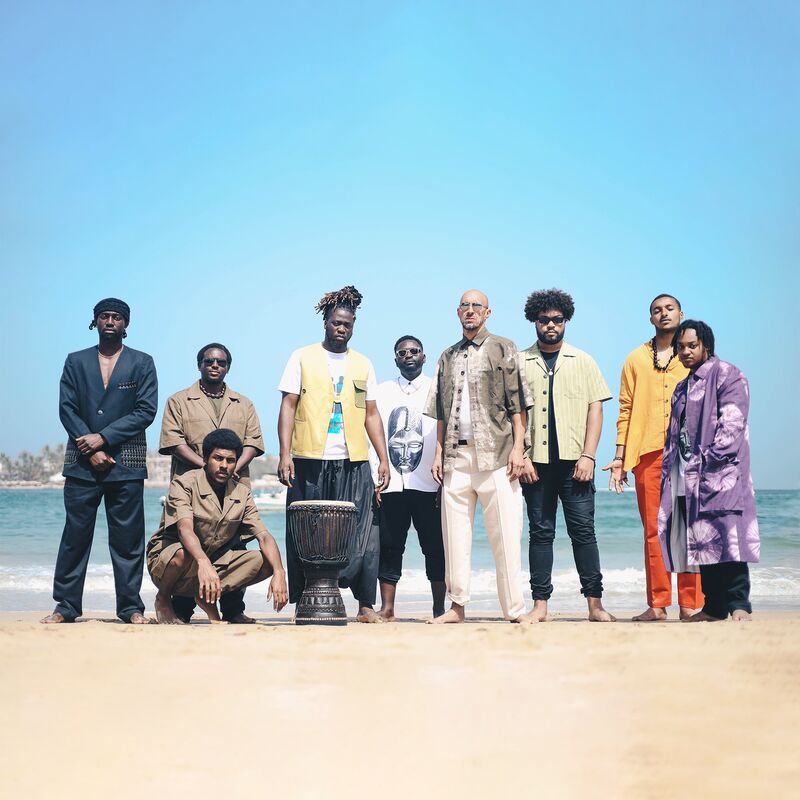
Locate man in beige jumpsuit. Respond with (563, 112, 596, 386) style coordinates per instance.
(159, 342, 264, 622)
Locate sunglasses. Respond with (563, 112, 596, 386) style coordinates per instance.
(395, 348, 422, 357)
(459, 302, 485, 311)
(202, 358, 229, 367)
(537, 315, 565, 326)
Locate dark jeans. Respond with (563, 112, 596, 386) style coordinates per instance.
(53, 477, 146, 622)
(286, 458, 379, 606)
(700, 561, 752, 619)
(378, 490, 445, 584)
(522, 461, 603, 601)
(171, 541, 247, 623)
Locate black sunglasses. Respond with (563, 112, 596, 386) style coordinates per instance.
(395, 348, 422, 357)
(202, 358, 229, 367)
(537, 315, 565, 326)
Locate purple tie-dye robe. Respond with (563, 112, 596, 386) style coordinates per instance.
(658, 356, 760, 568)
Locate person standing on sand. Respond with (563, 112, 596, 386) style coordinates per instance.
(147, 429, 287, 624)
(602, 294, 704, 621)
(42, 298, 158, 625)
(277, 286, 390, 624)
(425, 289, 530, 624)
(373, 336, 446, 620)
(158, 342, 265, 624)
(659, 321, 759, 622)
(518, 289, 616, 623)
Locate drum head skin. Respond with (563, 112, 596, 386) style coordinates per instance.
(288, 500, 356, 510)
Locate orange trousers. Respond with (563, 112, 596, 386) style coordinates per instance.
(632, 450, 703, 609)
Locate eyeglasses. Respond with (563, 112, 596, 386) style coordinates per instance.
(459, 302, 485, 311)
(202, 358, 229, 367)
(537, 315, 565, 326)
(395, 348, 422, 357)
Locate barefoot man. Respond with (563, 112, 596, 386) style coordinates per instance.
(660, 321, 759, 622)
(147, 429, 288, 624)
(601, 294, 703, 621)
(158, 342, 266, 624)
(42, 298, 157, 625)
(373, 336, 446, 620)
(425, 289, 530, 624)
(277, 286, 389, 624)
(518, 289, 615, 622)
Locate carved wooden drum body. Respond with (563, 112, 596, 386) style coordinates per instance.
(288, 500, 357, 626)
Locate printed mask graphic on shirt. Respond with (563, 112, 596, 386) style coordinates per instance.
(387, 406, 424, 473)
(328, 375, 344, 434)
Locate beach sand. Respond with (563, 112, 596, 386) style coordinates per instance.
(2, 611, 798, 799)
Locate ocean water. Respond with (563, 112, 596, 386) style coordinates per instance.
(0, 488, 797, 616)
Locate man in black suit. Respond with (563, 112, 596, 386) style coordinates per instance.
(42, 298, 158, 624)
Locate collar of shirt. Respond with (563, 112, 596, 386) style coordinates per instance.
(398, 374, 426, 393)
(196, 466, 245, 506)
(185, 383, 242, 402)
(523, 340, 579, 373)
(689, 355, 717, 384)
(459, 327, 491, 348)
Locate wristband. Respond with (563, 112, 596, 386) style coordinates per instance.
(580, 453, 596, 463)
(610, 456, 623, 464)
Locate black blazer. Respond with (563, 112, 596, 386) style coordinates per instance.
(60, 345, 158, 482)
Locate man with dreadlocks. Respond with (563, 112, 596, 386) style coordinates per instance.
(277, 286, 389, 623)
(42, 298, 158, 624)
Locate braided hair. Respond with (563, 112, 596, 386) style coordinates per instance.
(315, 285, 363, 320)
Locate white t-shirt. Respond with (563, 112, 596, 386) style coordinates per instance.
(458, 356, 474, 441)
(278, 347, 378, 460)
(371, 374, 439, 493)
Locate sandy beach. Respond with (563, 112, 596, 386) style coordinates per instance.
(2, 611, 798, 799)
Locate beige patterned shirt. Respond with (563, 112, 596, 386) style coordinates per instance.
(425, 328, 532, 473)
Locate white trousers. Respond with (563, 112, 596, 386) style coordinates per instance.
(441, 444, 526, 620)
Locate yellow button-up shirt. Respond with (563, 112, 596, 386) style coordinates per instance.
(522, 341, 611, 464)
(615, 342, 689, 472)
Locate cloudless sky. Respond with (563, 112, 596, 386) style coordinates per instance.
(1, 2, 798, 487)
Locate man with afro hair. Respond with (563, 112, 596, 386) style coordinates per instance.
(519, 288, 616, 622)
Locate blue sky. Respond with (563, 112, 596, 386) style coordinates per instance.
(1, 2, 798, 488)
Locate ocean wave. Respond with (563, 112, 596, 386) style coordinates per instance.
(3, 564, 799, 599)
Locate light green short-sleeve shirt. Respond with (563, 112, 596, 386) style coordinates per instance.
(522, 341, 611, 463)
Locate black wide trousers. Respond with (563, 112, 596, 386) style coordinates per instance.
(53, 477, 146, 622)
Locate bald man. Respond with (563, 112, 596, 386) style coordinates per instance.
(424, 290, 531, 624)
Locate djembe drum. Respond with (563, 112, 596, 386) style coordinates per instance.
(288, 500, 357, 626)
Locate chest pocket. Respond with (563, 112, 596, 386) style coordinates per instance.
(353, 380, 368, 409)
(117, 379, 138, 390)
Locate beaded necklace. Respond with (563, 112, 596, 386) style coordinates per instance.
(199, 380, 226, 399)
(650, 337, 676, 373)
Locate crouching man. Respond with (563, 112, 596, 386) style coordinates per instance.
(147, 428, 288, 624)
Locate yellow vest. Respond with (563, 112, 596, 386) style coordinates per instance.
(292, 344, 371, 461)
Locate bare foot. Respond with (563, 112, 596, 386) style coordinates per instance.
(731, 609, 752, 622)
(356, 606, 386, 624)
(154, 593, 184, 625)
(226, 613, 256, 624)
(682, 610, 724, 623)
(427, 604, 465, 624)
(588, 598, 616, 622)
(519, 600, 549, 623)
(679, 606, 698, 620)
(128, 612, 150, 624)
(196, 596, 222, 622)
(41, 612, 67, 624)
(377, 608, 396, 622)
(632, 607, 668, 622)
(432, 606, 446, 619)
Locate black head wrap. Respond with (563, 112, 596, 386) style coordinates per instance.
(90, 298, 130, 329)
